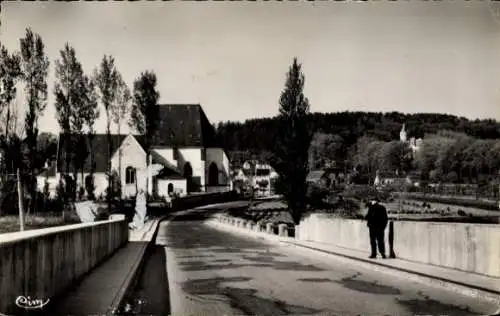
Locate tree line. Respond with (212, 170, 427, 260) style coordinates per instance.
(216, 112, 500, 159)
(412, 131, 500, 184)
(0, 27, 161, 214)
(308, 129, 500, 186)
(217, 108, 500, 185)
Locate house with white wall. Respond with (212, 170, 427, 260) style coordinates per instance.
(234, 160, 278, 197)
(36, 162, 58, 198)
(45, 104, 231, 199)
(252, 162, 279, 196)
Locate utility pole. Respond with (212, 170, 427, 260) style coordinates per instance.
(17, 168, 25, 231)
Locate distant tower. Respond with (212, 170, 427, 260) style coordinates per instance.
(400, 123, 407, 142)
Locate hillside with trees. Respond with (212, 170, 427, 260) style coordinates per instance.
(217, 112, 500, 185)
(216, 112, 500, 155)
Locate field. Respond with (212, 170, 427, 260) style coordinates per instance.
(223, 200, 295, 226)
(0, 213, 81, 234)
(223, 196, 500, 227)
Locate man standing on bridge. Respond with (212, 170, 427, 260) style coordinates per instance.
(365, 197, 388, 259)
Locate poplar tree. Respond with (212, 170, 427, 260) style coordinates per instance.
(20, 28, 49, 214)
(273, 58, 313, 225)
(54, 44, 91, 203)
(93, 55, 120, 209)
(129, 71, 160, 198)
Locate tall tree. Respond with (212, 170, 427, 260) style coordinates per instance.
(0, 45, 22, 213)
(377, 141, 412, 175)
(129, 70, 160, 197)
(20, 28, 49, 214)
(112, 75, 131, 198)
(73, 75, 100, 198)
(0, 45, 21, 144)
(94, 55, 119, 208)
(273, 58, 312, 225)
(82, 76, 100, 199)
(54, 43, 87, 201)
(308, 132, 344, 169)
(351, 136, 379, 183)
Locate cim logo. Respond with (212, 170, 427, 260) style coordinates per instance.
(15, 296, 50, 310)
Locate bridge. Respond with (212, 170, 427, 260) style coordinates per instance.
(0, 192, 498, 316)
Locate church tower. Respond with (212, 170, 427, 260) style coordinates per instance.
(400, 123, 407, 142)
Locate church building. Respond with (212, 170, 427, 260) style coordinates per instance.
(400, 123, 422, 153)
(41, 104, 231, 199)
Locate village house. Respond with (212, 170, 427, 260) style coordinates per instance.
(229, 157, 279, 197)
(251, 161, 279, 196)
(37, 104, 232, 199)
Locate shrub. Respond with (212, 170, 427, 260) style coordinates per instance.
(43, 180, 50, 200)
(85, 175, 96, 200)
(46, 196, 64, 213)
(78, 187, 85, 201)
(56, 179, 65, 201)
(306, 183, 330, 209)
(61, 175, 76, 200)
(105, 171, 121, 202)
(0, 176, 19, 216)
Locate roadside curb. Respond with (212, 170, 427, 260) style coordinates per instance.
(208, 216, 500, 306)
(107, 215, 170, 315)
(107, 242, 149, 315)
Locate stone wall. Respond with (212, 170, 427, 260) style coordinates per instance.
(0, 219, 128, 314)
(296, 213, 500, 278)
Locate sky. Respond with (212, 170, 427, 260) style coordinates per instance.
(2, 1, 500, 135)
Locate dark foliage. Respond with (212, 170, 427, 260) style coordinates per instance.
(130, 70, 160, 146)
(106, 170, 121, 202)
(306, 183, 331, 210)
(85, 174, 96, 200)
(216, 112, 500, 160)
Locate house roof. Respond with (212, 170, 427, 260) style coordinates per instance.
(306, 170, 327, 182)
(56, 134, 127, 174)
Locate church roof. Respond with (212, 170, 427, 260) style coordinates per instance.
(56, 104, 227, 174)
(151, 104, 222, 148)
(56, 134, 127, 174)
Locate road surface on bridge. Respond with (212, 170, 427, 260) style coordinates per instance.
(130, 204, 498, 316)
